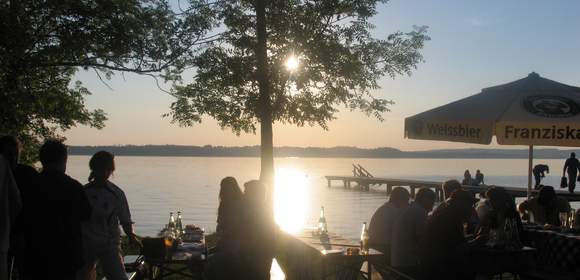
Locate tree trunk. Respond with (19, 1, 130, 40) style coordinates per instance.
(255, 0, 275, 191)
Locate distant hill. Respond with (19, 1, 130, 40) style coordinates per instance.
(68, 145, 576, 159)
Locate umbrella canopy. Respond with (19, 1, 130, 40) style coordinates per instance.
(405, 72, 580, 146)
(404, 73, 580, 196)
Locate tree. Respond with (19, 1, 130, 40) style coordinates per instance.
(0, 0, 217, 162)
(169, 0, 429, 184)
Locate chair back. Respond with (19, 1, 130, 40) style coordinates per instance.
(142, 237, 168, 263)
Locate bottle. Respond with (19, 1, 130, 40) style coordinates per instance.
(176, 211, 184, 239)
(360, 222, 370, 254)
(164, 212, 176, 248)
(318, 206, 328, 235)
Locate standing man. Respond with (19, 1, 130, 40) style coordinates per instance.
(22, 140, 92, 280)
(0, 156, 21, 280)
(533, 164, 549, 189)
(563, 153, 580, 193)
(0, 136, 38, 276)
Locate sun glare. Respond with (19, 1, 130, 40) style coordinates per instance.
(285, 56, 299, 71)
(274, 167, 310, 233)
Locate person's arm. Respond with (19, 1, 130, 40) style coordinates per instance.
(117, 188, 140, 246)
(5, 165, 22, 226)
(563, 160, 569, 176)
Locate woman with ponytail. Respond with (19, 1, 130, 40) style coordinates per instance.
(78, 151, 140, 280)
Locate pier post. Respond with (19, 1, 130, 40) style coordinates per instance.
(328, 179, 331, 188)
(386, 184, 392, 194)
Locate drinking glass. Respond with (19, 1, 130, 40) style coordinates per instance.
(569, 209, 577, 229)
(559, 212, 569, 228)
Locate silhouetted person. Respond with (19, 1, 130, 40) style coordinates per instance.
(442, 179, 462, 200)
(241, 180, 275, 280)
(533, 164, 549, 189)
(563, 153, 580, 193)
(462, 170, 473, 186)
(391, 188, 436, 278)
(0, 136, 38, 276)
(475, 170, 484, 185)
(22, 140, 91, 280)
(78, 151, 139, 280)
(441, 179, 478, 234)
(0, 156, 21, 280)
(476, 187, 523, 240)
(205, 177, 244, 280)
(518, 186, 570, 225)
(369, 187, 410, 256)
(420, 190, 479, 280)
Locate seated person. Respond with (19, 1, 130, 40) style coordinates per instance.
(441, 179, 478, 234)
(518, 186, 570, 225)
(368, 187, 410, 255)
(419, 190, 479, 280)
(476, 187, 523, 240)
(461, 170, 473, 186)
(475, 170, 485, 185)
(391, 188, 436, 278)
(442, 179, 462, 200)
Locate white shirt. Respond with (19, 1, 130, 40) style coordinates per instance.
(82, 180, 132, 250)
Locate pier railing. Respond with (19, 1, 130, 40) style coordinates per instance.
(325, 176, 580, 202)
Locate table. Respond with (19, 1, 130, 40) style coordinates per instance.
(469, 245, 537, 277)
(142, 238, 206, 280)
(523, 227, 580, 275)
(277, 229, 384, 280)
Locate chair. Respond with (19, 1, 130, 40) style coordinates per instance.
(141, 238, 170, 279)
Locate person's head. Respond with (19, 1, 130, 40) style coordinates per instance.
(389, 187, 410, 208)
(244, 180, 266, 204)
(88, 151, 115, 182)
(219, 177, 243, 204)
(537, 185, 557, 206)
(39, 139, 67, 172)
(448, 189, 478, 221)
(442, 179, 462, 200)
(415, 188, 437, 212)
(476, 169, 481, 174)
(464, 170, 471, 177)
(485, 187, 510, 212)
(0, 135, 20, 169)
(571, 152, 576, 158)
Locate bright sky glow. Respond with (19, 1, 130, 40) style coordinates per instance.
(65, 0, 580, 151)
(285, 56, 299, 71)
(274, 167, 310, 233)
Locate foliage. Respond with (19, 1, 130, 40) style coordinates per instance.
(0, 0, 217, 162)
(168, 0, 429, 135)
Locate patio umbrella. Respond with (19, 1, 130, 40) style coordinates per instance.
(404, 72, 580, 197)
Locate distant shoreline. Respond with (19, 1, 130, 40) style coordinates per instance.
(69, 145, 576, 159)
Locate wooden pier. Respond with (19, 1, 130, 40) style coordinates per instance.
(325, 175, 580, 202)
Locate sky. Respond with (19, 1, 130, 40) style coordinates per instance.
(65, 0, 580, 151)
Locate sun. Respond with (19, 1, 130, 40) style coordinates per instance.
(285, 56, 299, 71)
(274, 167, 310, 233)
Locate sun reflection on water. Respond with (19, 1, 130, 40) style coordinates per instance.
(274, 167, 310, 233)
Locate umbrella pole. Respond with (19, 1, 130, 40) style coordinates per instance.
(528, 145, 533, 199)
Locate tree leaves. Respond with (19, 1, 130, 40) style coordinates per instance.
(169, 0, 429, 133)
(0, 0, 216, 162)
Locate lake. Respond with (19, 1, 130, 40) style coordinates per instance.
(66, 156, 572, 239)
